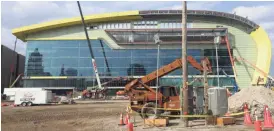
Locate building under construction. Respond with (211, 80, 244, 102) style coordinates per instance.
(1, 45, 25, 93)
(12, 10, 272, 94)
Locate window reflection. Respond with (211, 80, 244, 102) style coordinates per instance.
(26, 48, 52, 76)
(84, 21, 196, 30)
(25, 40, 233, 77)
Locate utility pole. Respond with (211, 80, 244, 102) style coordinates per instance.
(154, 33, 161, 117)
(181, 1, 188, 127)
(203, 60, 209, 125)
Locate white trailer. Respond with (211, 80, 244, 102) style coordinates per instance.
(4, 88, 43, 101)
(14, 90, 53, 106)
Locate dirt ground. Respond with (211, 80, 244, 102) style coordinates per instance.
(1, 101, 266, 131)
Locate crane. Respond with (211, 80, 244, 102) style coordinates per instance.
(77, 1, 102, 90)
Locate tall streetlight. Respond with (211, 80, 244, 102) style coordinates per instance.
(214, 35, 220, 87)
(154, 33, 161, 117)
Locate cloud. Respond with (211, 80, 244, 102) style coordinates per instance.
(231, 4, 274, 43)
(232, 4, 274, 21)
(1, 1, 180, 56)
(261, 22, 274, 31)
(1, 1, 112, 55)
(269, 33, 274, 44)
(232, 4, 274, 76)
(170, 2, 220, 10)
(1, 27, 26, 55)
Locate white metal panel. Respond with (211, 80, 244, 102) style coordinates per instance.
(4, 88, 44, 99)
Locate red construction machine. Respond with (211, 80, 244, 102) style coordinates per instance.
(117, 56, 212, 118)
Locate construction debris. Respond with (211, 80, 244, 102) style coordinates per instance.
(228, 86, 274, 119)
(58, 96, 75, 104)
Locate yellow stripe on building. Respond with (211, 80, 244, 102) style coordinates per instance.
(12, 11, 141, 42)
(250, 27, 272, 84)
(30, 76, 68, 79)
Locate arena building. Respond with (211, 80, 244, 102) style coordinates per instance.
(12, 10, 272, 93)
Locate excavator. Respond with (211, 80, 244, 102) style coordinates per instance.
(117, 56, 212, 118)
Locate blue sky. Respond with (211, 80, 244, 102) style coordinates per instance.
(1, 1, 274, 75)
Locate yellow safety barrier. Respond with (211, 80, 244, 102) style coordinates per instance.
(130, 105, 182, 111)
(127, 105, 247, 118)
(128, 111, 211, 118)
(224, 112, 246, 116)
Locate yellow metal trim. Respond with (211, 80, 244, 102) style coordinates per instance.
(250, 27, 272, 84)
(12, 10, 141, 41)
(26, 37, 98, 41)
(30, 76, 68, 79)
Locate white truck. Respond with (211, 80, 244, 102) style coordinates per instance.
(14, 90, 53, 106)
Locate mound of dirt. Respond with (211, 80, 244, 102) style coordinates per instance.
(228, 86, 274, 119)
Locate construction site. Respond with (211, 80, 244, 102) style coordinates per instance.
(2, 1, 274, 131)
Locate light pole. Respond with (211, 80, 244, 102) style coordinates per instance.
(214, 35, 220, 87)
(154, 33, 161, 117)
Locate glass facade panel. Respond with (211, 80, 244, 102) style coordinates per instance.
(78, 68, 93, 76)
(87, 21, 195, 30)
(52, 48, 79, 57)
(28, 40, 232, 76)
(126, 23, 131, 29)
(25, 40, 234, 88)
(98, 25, 102, 29)
(102, 24, 106, 29)
(51, 58, 78, 68)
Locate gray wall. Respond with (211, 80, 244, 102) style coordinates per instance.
(1, 45, 25, 93)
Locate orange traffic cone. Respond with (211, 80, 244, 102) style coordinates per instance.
(263, 105, 274, 128)
(254, 116, 262, 131)
(118, 113, 125, 126)
(126, 113, 130, 120)
(124, 114, 129, 125)
(243, 104, 253, 125)
(127, 119, 133, 131)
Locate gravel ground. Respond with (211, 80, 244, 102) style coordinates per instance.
(2, 102, 129, 131)
(1, 101, 262, 131)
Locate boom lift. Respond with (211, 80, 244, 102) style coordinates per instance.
(118, 56, 212, 118)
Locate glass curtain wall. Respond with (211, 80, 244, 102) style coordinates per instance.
(24, 40, 234, 88)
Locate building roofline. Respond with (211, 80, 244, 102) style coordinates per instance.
(12, 10, 260, 42)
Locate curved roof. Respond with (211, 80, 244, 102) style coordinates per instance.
(12, 10, 259, 42)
